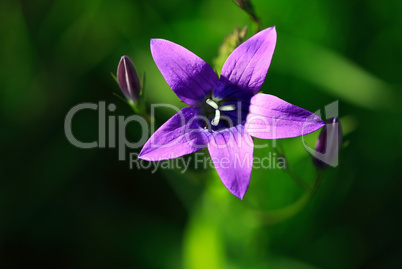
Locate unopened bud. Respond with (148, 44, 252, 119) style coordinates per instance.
(233, 0, 253, 11)
(233, 0, 258, 22)
(117, 55, 141, 105)
(313, 117, 342, 169)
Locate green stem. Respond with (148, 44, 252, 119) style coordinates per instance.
(251, 15, 261, 32)
(255, 172, 323, 225)
(252, 145, 325, 225)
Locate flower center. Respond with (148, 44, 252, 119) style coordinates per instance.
(205, 98, 236, 126)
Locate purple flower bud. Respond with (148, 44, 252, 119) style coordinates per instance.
(233, 0, 257, 16)
(233, 0, 252, 10)
(117, 55, 141, 104)
(313, 117, 342, 169)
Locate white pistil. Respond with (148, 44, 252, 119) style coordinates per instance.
(206, 98, 218, 110)
(219, 104, 236, 111)
(211, 109, 221, 126)
(206, 98, 236, 127)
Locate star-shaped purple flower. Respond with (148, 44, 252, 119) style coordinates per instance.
(139, 26, 325, 199)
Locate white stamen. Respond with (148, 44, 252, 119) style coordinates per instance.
(211, 109, 221, 126)
(206, 98, 218, 110)
(219, 104, 236, 111)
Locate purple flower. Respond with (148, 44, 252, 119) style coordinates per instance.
(139, 27, 325, 199)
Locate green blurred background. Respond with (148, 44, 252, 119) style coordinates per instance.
(1, 0, 402, 268)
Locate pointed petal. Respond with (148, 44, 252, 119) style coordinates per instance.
(151, 39, 219, 105)
(208, 125, 254, 199)
(139, 107, 209, 160)
(245, 93, 325, 139)
(216, 26, 277, 98)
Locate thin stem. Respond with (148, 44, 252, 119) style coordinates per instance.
(286, 167, 311, 191)
(252, 144, 325, 225)
(251, 15, 261, 32)
(273, 145, 311, 191)
(254, 172, 324, 225)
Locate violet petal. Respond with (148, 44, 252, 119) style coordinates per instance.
(208, 125, 253, 199)
(139, 107, 209, 160)
(217, 26, 277, 98)
(151, 39, 219, 105)
(245, 93, 325, 139)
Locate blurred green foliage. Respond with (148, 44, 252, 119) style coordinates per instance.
(1, 0, 402, 268)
